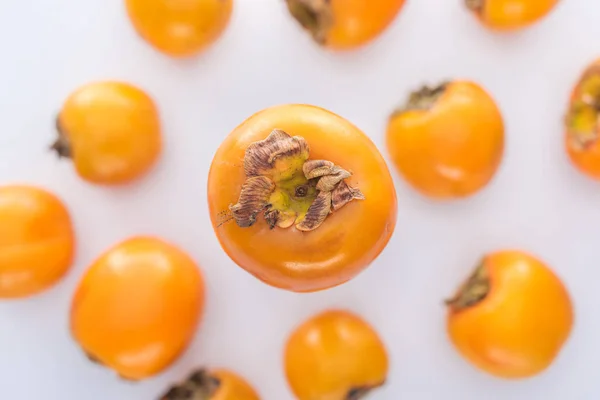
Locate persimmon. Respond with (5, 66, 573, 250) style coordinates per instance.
(285, 310, 388, 399)
(160, 368, 260, 400)
(565, 58, 600, 179)
(207, 104, 397, 292)
(0, 185, 74, 298)
(465, 0, 560, 31)
(70, 237, 204, 380)
(446, 250, 574, 379)
(125, 0, 233, 57)
(285, 0, 405, 50)
(53, 81, 162, 185)
(386, 80, 505, 199)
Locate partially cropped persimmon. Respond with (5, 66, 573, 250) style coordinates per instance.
(285, 0, 405, 50)
(70, 237, 204, 380)
(160, 368, 260, 400)
(386, 81, 505, 199)
(446, 250, 574, 379)
(0, 185, 74, 298)
(208, 104, 397, 292)
(465, 0, 560, 31)
(565, 58, 600, 179)
(54, 81, 162, 185)
(285, 310, 388, 399)
(125, 0, 233, 57)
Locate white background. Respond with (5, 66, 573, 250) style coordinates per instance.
(0, 0, 599, 399)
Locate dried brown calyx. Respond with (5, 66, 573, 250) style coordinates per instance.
(566, 68, 600, 151)
(445, 261, 490, 312)
(160, 369, 221, 400)
(465, 0, 484, 13)
(226, 129, 364, 232)
(347, 382, 385, 400)
(51, 117, 72, 158)
(285, 0, 333, 45)
(391, 82, 449, 118)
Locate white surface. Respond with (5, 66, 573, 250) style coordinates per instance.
(1, 0, 600, 399)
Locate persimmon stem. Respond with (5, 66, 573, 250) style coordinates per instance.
(445, 261, 490, 311)
(391, 82, 449, 118)
(465, 0, 484, 12)
(285, 0, 333, 45)
(51, 117, 72, 158)
(346, 382, 385, 400)
(161, 369, 221, 400)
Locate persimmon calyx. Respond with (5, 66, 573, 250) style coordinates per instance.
(161, 369, 220, 400)
(391, 82, 449, 118)
(229, 129, 364, 232)
(445, 261, 490, 312)
(285, 0, 333, 45)
(465, 0, 484, 12)
(51, 117, 73, 158)
(347, 382, 385, 400)
(566, 71, 600, 151)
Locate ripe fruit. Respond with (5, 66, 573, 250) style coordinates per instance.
(125, 0, 233, 57)
(465, 0, 560, 31)
(446, 250, 574, 379)
(0, 185, 74, 298)
(54, 81, 162, 185)
(160, 368, 260, 400)
(285, 0, 405, 50)
(70, 237, 204, 380)
(565, 58, 600, 179)
(285, 310, 388, 399)
(207, 104, 397, 292)
(386, 80, 504, 199)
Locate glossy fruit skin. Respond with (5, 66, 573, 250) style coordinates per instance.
(0, 185, 74, 298)
(125, 0, 233, 57)
(470, 0, 560, 31)
(447, 250, 574, 379)
(212, 369, 260, 400)
(57, 81, 162, 185)
(565, 58, 600, 179)
(386, 81, 504, 199)
(70, 237, 204, 380)
(208, 104, 397, 293)
(284, 310, 388, 399)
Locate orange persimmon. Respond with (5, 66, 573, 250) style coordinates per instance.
(0, 185, 74, 298)
(285, 0, 405, 50)
(446, 250, 574, 379)
(54, 81, 162, 185)
(386, 80, 505, 199)
(565, 58, 600, 179)
(160, 368, 260, 400)
(465, 0, 560, 31)
(125, 0, 233, 57)
(285, 310, 389, 399)
(70, 237, 204, 380)
(207, 104, 397, 292)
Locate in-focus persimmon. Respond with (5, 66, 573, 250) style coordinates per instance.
(386, 80, 505, 199)
(0, 185, 74, 298)
(160, 368, 260, 400)
(565, 58, 600, 179)
(54, 81, 162, 185)
(285, 0, 405, 50)
(208, 104, 397, 292)
(465, 0, 560, 31)
(285, 310, 388, 399)
(70, 237, 204, 380)
(125, 0, 233, 57)
(446, 250, 573, 379)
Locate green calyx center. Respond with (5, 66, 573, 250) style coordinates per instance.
(566, 71, 600, 151)
(391, 82, 449, 119)
(285, 0, 333, 45)
(160, 369, 220, 400)
(227, 129, 365, 232)
(445, 261, 490, 312)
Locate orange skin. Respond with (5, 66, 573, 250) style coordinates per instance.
(0, 185, 74, 298)
(565, 58, 600, 179)
(469, 0, 560, 31)
(125, 0, 233, 57)
(211, 369, 260, 400)
(386, 81, 505, 199)
(284, 310, 389, 400)
(57, 81, 162, 185)
(207, 104, 397, 293)
(70, 237, 204, 380)
(447, 250, 574, 379)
